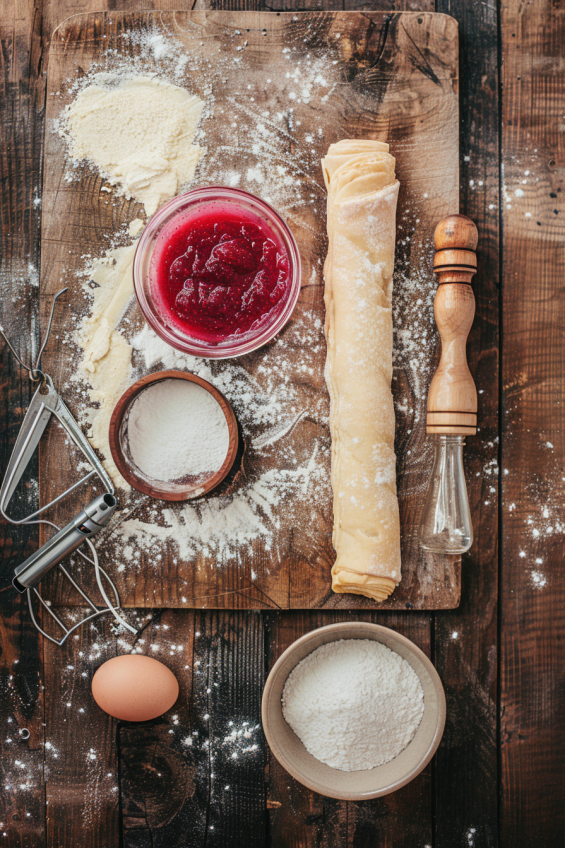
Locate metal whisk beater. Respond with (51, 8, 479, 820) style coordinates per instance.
(0, 289, 136, 645)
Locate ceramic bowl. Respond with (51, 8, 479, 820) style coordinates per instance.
(262, 622, 446, 800)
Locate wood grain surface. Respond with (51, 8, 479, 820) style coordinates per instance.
(119, 610, 267, 848)
(38, 9, 461, 611)
(500, 1, 565, 845)
(433, 1, 499, 843)
(0, 0, 46, 842)
(1, 0, 564, 845)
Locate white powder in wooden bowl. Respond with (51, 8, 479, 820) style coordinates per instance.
(126, 379, 229, 483)
(282, 639, 425, 772)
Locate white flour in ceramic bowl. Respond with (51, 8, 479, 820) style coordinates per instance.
(282, 639, 425, 772)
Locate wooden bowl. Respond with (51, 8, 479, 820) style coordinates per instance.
(262, 622, 446, 800)
(109, 370, 238, 501)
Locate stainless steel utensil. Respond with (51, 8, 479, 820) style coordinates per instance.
(0, 289, 136, 645)
(12, 493, 118, 592)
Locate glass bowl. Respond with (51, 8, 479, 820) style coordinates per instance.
(133, 187, 302, 359)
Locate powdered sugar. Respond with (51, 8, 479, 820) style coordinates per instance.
(125, 379, 229, 482)
(282, 639, 425, 771)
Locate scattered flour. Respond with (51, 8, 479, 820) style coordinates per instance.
(220, 720, 261, 758)
(55, 23, 441, 573)
(282, 639, 425, 771)
(531, 571, 548, 589)
(112, 444, 325, 560)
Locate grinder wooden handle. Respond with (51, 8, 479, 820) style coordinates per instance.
(426, 214, 478, 435)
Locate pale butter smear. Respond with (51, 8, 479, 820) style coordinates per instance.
(62, 75, 205, 215)
(74, 243, 137, 489)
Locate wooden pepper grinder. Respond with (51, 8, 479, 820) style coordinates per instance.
(419, 214, 478, 554)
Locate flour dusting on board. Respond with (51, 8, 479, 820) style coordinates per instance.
(51, 24, 338, 571)
(55, 24, 343, 217)
(113, 444, 325, 561)
(52, 22, 441, 577)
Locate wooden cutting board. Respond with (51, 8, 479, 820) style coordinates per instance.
(40, 10, 460, 610)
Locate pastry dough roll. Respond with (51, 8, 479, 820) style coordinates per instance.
(322, 139, 401, 602)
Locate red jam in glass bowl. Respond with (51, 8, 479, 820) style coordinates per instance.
(134, 188, 301, 359)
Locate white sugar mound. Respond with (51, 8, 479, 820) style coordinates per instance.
(127, 379, 229, 482)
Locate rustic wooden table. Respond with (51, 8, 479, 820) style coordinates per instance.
(0, 1, 563, 846)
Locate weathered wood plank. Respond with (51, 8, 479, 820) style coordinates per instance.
(0, 0, 46, 844)
(500, 1, 565, 846)
(433, 0, 500, 845)
(0, 608, 44, 848)
(40, 9, 460, 611)
(119, 610, 266, 848)
(264, 611, 432, 848)
(40, 0, 431, 35)
(43, 612, 121, 848)
(42, 608, 194, 848)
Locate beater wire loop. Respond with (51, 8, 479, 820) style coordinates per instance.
(0, 287, 67, 382)
(0, 287, 134, 646)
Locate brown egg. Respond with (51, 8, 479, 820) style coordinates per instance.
(92, 655, 179, 721)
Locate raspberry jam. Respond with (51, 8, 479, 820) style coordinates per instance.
(151, 202, 292, 343)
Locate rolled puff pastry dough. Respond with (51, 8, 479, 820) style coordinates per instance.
(322, 140, 401, 601)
